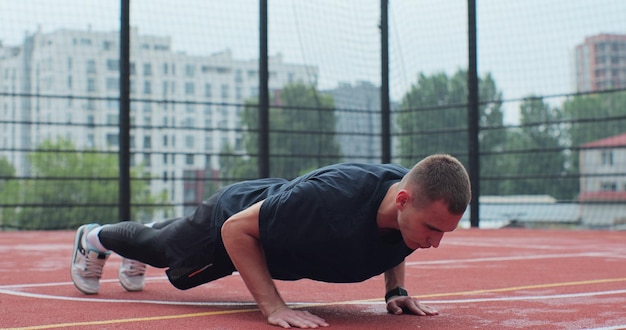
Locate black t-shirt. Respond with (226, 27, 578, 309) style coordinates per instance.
(256, 163, 414, 283)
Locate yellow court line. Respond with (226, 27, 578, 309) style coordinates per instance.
(5, 309, 259, 330)
(416, 277, 626, 299)
(6, 277, 626, 330)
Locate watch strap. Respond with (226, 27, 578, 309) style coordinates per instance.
(385, 287, 408, 303)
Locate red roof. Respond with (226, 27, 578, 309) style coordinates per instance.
(578, 191, 626, 202)
(582, 133, 626, 148)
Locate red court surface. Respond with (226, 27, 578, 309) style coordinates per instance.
(1, 228, 625, 329)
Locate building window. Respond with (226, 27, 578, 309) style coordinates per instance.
(600, 182, 617, 191)
(86, 60, 96, 74)
(185, 154, 194, 165)
(235, 69, 243, 83)
(204, 83, 212, 98)
(106, 59, 119, 71)
(185, 135, 194, 149)
(221, 84, 229, 99)
(86, 100, 96, 110)
(144, 81, 152, 94)
(601, 150, 613, 166)
(103, 41, 114, 51)
(106, 78, 118, 91)
(144, 63, 152, 76)
(87, 134, 94, 148)
(185, 64, 195, 77)
(185, 82, 195, 95)
(106, 114, 119, 125)
(144, 153, 151, 167)
(87, 78, 96, 92)
(106, 133, 119, 146)
(107, 100, 118, 110)
(235, 86, 242, 100)
(143, 136, 152, 149)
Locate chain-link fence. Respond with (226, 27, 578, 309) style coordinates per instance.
(1, 1, 625, 229)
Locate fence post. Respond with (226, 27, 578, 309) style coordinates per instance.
(258, 0, 270, 178)
(119, 0, 131, 221)
(380, 0, 391, 164)
(467, 0, 480, 227)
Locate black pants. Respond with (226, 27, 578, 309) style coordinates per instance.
(98, 218, 178, 268)
(98, 192, 236, 290)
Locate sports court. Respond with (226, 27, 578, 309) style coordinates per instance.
(1, 228, 625, 329)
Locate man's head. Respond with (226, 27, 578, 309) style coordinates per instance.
(395, 154, 471, 249)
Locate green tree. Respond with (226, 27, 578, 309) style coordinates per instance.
(396, 69, 505, 194)
(16, 138, 168, 229)
(0, 157, 19, 228)
(499, 97, 572, 198)
(222, 82, 341, 180)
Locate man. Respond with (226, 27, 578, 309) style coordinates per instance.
(71, 154, 471, 328)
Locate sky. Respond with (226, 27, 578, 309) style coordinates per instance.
(2, 0, 626, 123)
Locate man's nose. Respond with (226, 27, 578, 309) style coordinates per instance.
(429, 233, 444, 248)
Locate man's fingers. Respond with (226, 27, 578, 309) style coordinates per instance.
(268, 309, 329, 329)
(387, 297, 439, 316)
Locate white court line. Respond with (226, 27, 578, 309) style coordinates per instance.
(1, 287, 625, 307)
(406, 252, 615, 266)
(0, 276, 168, 290)
(445, 239, 626, 253)
(444, 240, 574, 250)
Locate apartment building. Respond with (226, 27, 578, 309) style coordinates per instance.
(574, 33, 626, 93)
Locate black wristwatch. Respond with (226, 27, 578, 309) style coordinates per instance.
(385, 287, 408, 303)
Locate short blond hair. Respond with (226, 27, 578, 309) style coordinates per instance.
(401, 154, 471, 214)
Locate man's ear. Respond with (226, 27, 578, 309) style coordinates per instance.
(396, 190, 410, 209)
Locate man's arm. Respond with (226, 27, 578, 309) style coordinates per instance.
(383, 260, 439, 316)
(221, 201, 328, 328)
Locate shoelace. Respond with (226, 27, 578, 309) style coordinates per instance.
(122, 259, 147, 276)
(82, 254, 106, 278)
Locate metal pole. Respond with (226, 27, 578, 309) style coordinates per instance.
(258, 0, 270, 177)
(467, 0, 480, 227)
(119, 0, 131, 221)
(380, 0, 391, 164)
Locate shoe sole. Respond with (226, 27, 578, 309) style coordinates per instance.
(118, 271, 144, 292)
(70, 224, 98, 295)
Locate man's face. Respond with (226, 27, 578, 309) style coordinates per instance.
(397, 197, 461, 250)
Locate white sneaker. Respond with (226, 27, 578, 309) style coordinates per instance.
(119, 258, 146, 292)
(71, 224, 110, 294)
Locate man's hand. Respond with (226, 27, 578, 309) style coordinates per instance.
(267, 306, 329, 329)
(386, 296, 439, 316)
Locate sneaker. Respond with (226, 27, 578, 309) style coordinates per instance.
(70, 224, 110, 294)
(118, 258, 146, 292)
